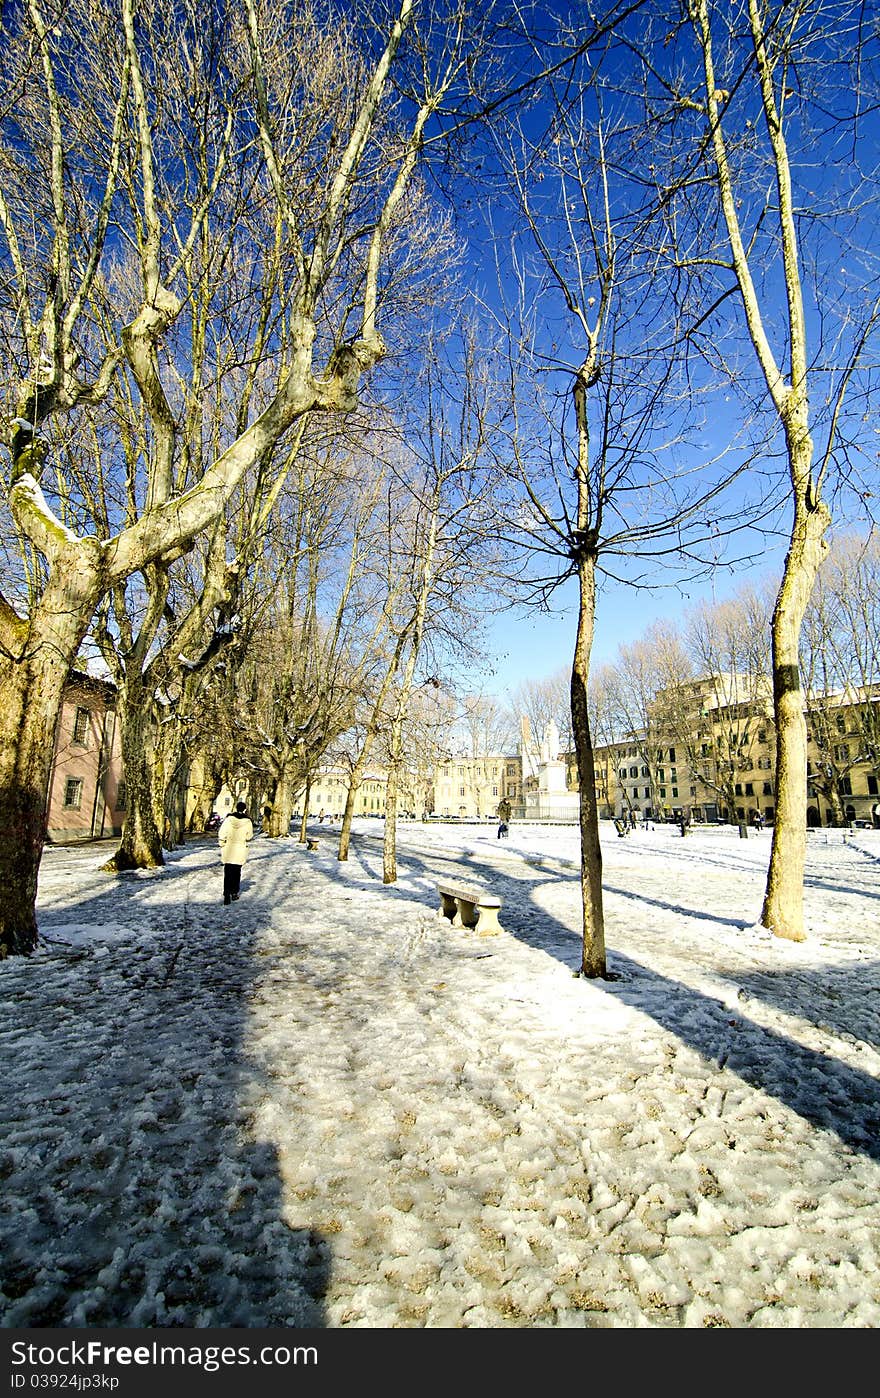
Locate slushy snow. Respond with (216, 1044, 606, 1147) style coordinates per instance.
(1, 819, 878, 1328)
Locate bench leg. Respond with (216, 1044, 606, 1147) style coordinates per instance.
(454, 897, 478, 929)
(438, 892, 458, 922)
(475, 905, 503, 936)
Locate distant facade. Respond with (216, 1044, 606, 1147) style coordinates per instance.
(302, 767, 393, 819)
(430, 753, 523, 819)
(46, 672, 126, 843)
(597, 675, 880, 828)
(48, 670, 876, 844)
(299, 752, 525, 823)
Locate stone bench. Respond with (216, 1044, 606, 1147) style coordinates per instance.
(436, 881, 504, 936)
(306, 837, 321, 852)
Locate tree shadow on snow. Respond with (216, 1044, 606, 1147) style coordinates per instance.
(594, 948, 880, 1162)
(372, 837, 880, 1166)
(0, 848, 331, 1328)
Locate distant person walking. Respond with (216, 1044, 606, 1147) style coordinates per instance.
(219, 801, 254, 905)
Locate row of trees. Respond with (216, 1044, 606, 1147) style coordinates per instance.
(0, 0, 507, 954)
(2, 0, 878, 975)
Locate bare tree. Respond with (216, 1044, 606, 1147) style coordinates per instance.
(678, 589, 774, 821)
(604, 625, 694, 820)
(508, 670, 572, 756)
(490, 72, 750, 976)
(645, 0, 880, 936)
(0, 0, 474, 954)
(800, 534, 880, 825)
(819, 535, 880, 784)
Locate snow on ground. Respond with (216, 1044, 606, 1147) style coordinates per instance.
(1, 818, 879, 1329)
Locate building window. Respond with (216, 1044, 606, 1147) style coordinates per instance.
(63, 778, 83, 809)
(745, 782, 754, 796)
(492, 785, 498, 796)
(838, 776, 853, 796)
(459, 786, 466, 797)
(763, 781, 773, 795)
(72, 707, 90, 746)
(833, 744, 849, 762)
(659, 787, 666, 799)
(116, 783, 127, 811)
(672, 787, 678, 798)
(735, 783, 743, 796)
(868, 775, 879, 796)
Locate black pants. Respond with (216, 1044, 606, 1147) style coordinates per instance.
(223, 864, 242, 901)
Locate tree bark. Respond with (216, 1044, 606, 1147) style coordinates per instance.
(337, 773, 362, 862)
(267, 765, 297, 837)
(760, 492, 830, 940)
(0, 565, 101, 954)
(102, 683, 164, 871)
(298, 777, 312, 842)
(382, 756, 402, 884)
(571, 551, 607, 978)
(162, 756, 189, 848)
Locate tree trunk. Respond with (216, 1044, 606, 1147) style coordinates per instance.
(267, 766, 296, 837)
(337, 774, 362, 862)
(0, 659, 68, 955)
(760, 495, 830, 940)
(163, 757, 189, 848)
(0, 568, 99, 955)
(298, 777, 312, 842)
(103, 686, 164, 871)
(821, 781, 845, 828)
(571, 552, 607, 978)
(383, 757, 401, 884)
(153, 710, 187, 847)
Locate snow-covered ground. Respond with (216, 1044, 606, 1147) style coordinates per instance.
(2, 818, 879, 1329)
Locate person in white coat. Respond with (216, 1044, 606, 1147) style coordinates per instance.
(218, 801, 254, 905)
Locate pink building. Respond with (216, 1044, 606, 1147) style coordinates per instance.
(46, 671, 127, 843)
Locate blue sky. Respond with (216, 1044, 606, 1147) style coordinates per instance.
(482, 539, 795, 700)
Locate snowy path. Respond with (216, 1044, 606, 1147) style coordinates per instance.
(2, 822, 879, 1328)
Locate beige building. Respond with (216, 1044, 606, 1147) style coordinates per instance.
(301, 752, 525, 823)
(431, 754, 523, 819)
(304, 768, 391, 819)
(597, 676, 880, 828)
